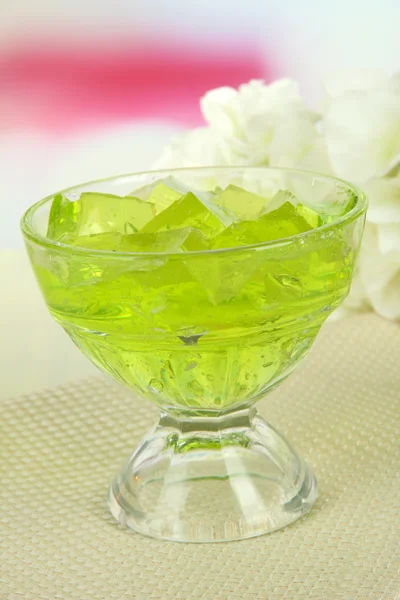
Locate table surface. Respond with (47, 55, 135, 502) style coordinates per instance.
(1, 260, 399, 600)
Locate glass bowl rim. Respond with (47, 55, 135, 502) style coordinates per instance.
(20, 166, 367, 258)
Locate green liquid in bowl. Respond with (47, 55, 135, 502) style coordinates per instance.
(28, 179, 359, 412)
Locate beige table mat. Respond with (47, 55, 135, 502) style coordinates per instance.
(1, 314, 399, 600)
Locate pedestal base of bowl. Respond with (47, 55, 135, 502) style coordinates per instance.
(108, 408, 317, 543)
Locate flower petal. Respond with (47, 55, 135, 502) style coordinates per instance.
(377, 223, 400, 254)
(324, 88, 400, 182)
(368, 269, 400, 320)
(364, 178, 400, 224)
(342, 265, 370, 311)
(358, 225, 400, 294)
(200, 87, 238, 136)
(268, 116, 319, 167)
(294, 137, 333, 174)
(153, 127, 223, 168)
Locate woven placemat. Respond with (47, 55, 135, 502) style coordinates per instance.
(1, 314, 399, 600)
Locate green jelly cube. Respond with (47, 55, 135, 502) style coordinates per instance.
(256, 200, 313, 238)
(132, 176, 187, 199)
(318, 190, 357, 224)
(121, 228, 192, 253)
(147, 183, 182, 212)
(69, 232, 123, 251)
(262, 189, 297, 214)
(47, 192, 155, 242)
(57, 227, 202, 256)
(186, 249, 265, 304)
(131, 177, 218, 214)
(132, 256, 194, 289)
(121, 196, 156, 231)
(59, 230, 195, 288)
(181, 229, 210, 252)
(211, 202, 312, 249)
(141, 192, 233, 238)
(296, 203, 322, 228)
(133, 182, 183, 212)
(129, 177, 193, 213)
(215, 184, 267, 220)
(263, 189, 322, 228)
(47, 194, 79, 242)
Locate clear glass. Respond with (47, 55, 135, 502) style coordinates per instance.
(21, 167, 367, 542)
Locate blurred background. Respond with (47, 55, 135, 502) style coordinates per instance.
(2, 0, 400, 248)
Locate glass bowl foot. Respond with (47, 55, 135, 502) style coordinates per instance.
(108, 408, 317, 542)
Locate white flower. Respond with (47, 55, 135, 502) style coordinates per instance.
(201, 79, 319, 166)
(156, 79, 322, 170)
(349, 222, 400, 320)
(323, 71, 400, 182)
(154, 127, 224, 168)
(351, 178, 400, 319)
(364, 177, 400, 230)
(320, 72, 400, 320)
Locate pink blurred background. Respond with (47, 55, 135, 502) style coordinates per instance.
(2, 0, 400, 246)
(1, 45, 267, 134)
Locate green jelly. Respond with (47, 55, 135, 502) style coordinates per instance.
(296, 203, 322, 228)
(318, 190, 357, 224)
(47, 193, 79, 242)
(37, 178, 356, 411)
(215, 184, 267, 220)
(121, 228, 191, 253)
(131, 177, 218, 214)
(186, 249, 265, 304)
(141, 192, 233, 238)
(47, 192, 155, 242)
(181, 229, 210, 252)
(132, 181, 183, 212)
(65, 227, 207, 255)
(69, 232, 123, 251)
(263, 189, 322, 228)
(262, 190, 297, 214)
(210, 201, 312, 249)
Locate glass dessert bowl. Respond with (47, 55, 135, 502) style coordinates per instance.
(21, 167, 367, 542)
